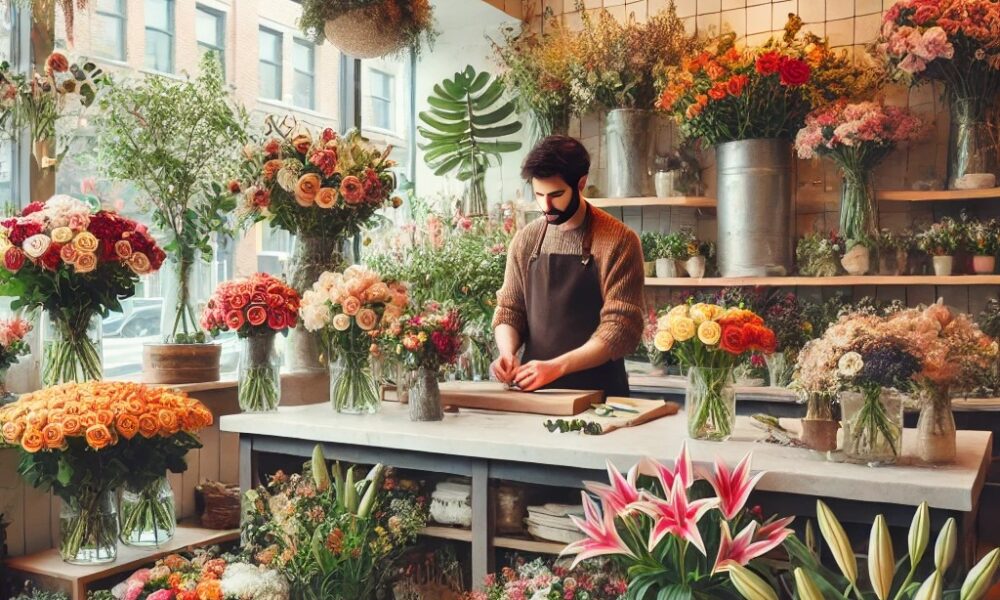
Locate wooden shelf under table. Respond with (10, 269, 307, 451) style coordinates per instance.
(645, 275, 1000, 287)
(420, 526, 568, 555)
(419, 525, 473, 542)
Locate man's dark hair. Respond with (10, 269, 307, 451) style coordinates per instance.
(520, 135, 590, 188)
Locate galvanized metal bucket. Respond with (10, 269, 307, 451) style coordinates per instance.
(606, 109, 653, 198)
(716, 138, 793, 277)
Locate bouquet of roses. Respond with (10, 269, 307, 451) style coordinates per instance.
(202, 273, 301, 412)
(0, 316, 31, 373)
(657, 16, 870, 145)
(654, 303, 776, 440)
(0, 382, 212, 562)
(0, 194, 165, 386)
(300, 266, 407, 413)
(463, 557, 627, 600)
(381, 302, 463, 372)
(237, 121, 400, 240)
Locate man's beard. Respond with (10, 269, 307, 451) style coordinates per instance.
(544, 188, 581, 225)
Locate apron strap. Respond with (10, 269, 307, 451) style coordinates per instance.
(580, 203, 594, 265)
(529, 221, 548, 262)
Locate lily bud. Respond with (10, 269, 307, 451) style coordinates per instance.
(960, 548, 1000, 600)
(934, 518, 957, 573)
(311, 444, 329, 491)
(793, 568, 824, 600)
(345, 465, 358, 513)
(869, 515, 894, 600)
(914, 571, 943, 600)
(909, 502, 930, 568)
(817, 500, 857, 584)
(728, 564, 778, 600)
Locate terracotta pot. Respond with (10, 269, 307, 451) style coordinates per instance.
(800, 418, 839, 452)
(972, 255, 996, 274)
(932, 255, 954, 276)
(142, 343, 222, 384)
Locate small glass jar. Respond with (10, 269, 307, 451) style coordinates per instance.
(238, 332, 281, 412)
(60, 487, 118, 564)
(841, 388, 904, 466)
(686, 367, 735, 441)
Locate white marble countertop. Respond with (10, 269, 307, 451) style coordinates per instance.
(221, 402, 992, 512)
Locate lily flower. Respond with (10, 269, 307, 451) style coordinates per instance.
(583, 459, 639, 516)
(632, 479, 718, 555)
(563, 491, 636, 569)
(706, 453, 765, 520)
(713, 516, 795, 573)
(639, 441, 694, 493)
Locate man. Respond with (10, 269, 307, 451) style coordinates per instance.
(491, 136, 645, 396)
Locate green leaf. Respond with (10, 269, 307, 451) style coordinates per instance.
(427, 95, 465, 111)
(431, 154, 464, 176)
(478, 141, 522, 154)
(472, 123, 523, 139)
(56, 458, 73, 487)
(416, 128, 464, 143)
(471, 102, 516, 125)
(468, 70, 491, 94)
(472, 79, 505, 111)
(432, 83, 460, 102)
(417, 112, 469, 134)
(441, 77, 467, 100)
(428, 106, 468, 122)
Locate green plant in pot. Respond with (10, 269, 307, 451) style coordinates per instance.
(94, 54, 249, 384)
(640, 232, 660, 277)
(418, 65, 522, 216)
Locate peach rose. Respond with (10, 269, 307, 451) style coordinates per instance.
(294, 173, 321, 207)
(85, 424, 113, 449)
(114, 240, 133, 259)
(74, 252, 98, 274)
(128, 252, 151, 274)
(21, 427, 44, 453)
(339, 176, 365, 205)
(291, 131, 313, 155)
(2, 420, 24, 444)
(315, 187, 337, 209)
(158, 409, 179, 434)
(61, 415, 82, 436)
(138, 413, 160, 438)
(59, 244, 78, 264)
(72, 231, 100, 254)
(41, 422, 65, 449)
(356, 308, 377, 331)
(341, 296, 361, 316)
(262, 159, 283, 182)
(116, 413, 139, 440)
(365, 282, 390, 303)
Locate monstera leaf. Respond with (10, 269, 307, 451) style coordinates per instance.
(418, 65, 522, 215)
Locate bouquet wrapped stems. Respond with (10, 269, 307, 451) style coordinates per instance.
(43, 309, 102, 386)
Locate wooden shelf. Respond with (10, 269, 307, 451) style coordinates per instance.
(494, 535, 568, 555)
(645, 275, 1000, 287)
(877, 187, 1000, 201)
(589, 196, 716, 209)
(420, 525, 473, 542)
(5, 523, 239, 600)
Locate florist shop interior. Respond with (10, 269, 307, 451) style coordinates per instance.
(2, 0, 1000, 599)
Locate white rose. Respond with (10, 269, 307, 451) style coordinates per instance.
(22, 233, 51, 259)
(837, 351, 864, 378)
(301, 304, 330, 332)
(332, 313, 351, 331)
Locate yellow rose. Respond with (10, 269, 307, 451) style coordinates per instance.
(667, 305, 689, 318)
(670, 317, 696, 342)
(689, 303, 712, 324)
(697, 320, 722, 345)
(72, 231, 99, 254)
(51, 227, 73, 244)
(653, 330, 674, 352)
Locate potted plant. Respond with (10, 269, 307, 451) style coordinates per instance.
(95, 55, 248, 384)
(876, 228, 909, 275)
(680, 230, 708, 278)
(916, 217, 961, 276)
(966, 218, 998, 274)
(795, 100, 923, 253)
(654, 233, 685, 278)
(640, 232, 659, 277)
(877, 1, 1000, 188)
(659, 17, 868, 276)
(796, 232, 843, 277)
(574, 6, 699, 197)
(299, 0, 436, 59)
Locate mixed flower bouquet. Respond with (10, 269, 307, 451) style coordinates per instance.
(300, 266, 407, 413)
(0, 382, 212, 562)
(241, 445, 427, 600)
(657, 16, 870, 145)
(202, 273, 301, 412)
(95, 552, 289, 600)
(965, 217, 1000, 256)
(916, 217, 962, 256)
(0, 316, 31, 373)
(463, 558, 627, 600)
(653, 303, 776, 440)
(562, 445, 793, 598)
(796, 231, 845, 277)
(380, 302, 463, 372)
(795, 100, 924, 245)
(0, 195, 165, 385)
(237, 122, 399, 240)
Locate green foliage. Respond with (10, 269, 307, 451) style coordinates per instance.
(14, 591, 71, 600)
(417, 66, 522, 215)
(640, 232, 659, 262)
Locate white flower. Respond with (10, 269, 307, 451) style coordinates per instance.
(220, 562, 289, 600)
(301, 303, 330, 332)
(837, 351, 864, 378)
(276, 168, 298, 192)
(22, 233, 51, 258)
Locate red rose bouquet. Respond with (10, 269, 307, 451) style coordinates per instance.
(653, 303, 775, 440)
(202, 273, 301, 412)
(657, 17, 868, 144)
(381, 302, 464, 371)
(0, 194, 165, 386)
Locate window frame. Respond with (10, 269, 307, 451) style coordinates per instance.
(369, 68, 395, 132)
(144, 0, 175, 74)
(258, 25, 283, 102)
(292, 37, 316, 110)
(95, 0, 127, 62)
(195, 4, 226, 76)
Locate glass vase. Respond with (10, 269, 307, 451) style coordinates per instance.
(916, 385, 956, 465)
(238, 333, 281, 412)
(839, 170, 877, 246)
(408, 366, 443, 421)
(764, 352, 790, 388)
(841, 388, 903, 466)
(0, 366, 14, 406)
(42, 310, 102, 387)
(287, 233, 345, 372)
(329, 329, 379, 414)
(119, 477, 176, 547)
(947, 95, 998, 189)
(686, 367, 736, 441)
(60, 486, 117, 564)
(463, 333, 494, 382)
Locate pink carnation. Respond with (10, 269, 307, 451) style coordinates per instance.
(146, 590, 176, 600)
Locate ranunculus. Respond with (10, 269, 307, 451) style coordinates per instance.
(44, 51, 69, 76)
(22, 233, 51, 259)
(225, 310, 245, 330)
(246, 305, 267, 327)
(708, 82, 727, 100)
(294, 173, 321, 207)
(356, 308, 377, 331)
(341, 296, 361, 316)
(720, 325, 747, 355)
(309, 149, 338, 178)
(263, 138, 282, 157)
(227, 180, 241, 194)
(267, 310, 286, 330)
(4, 247, 25, 272)
(84, 424, 113, 450)
(50, 226, 73, 244)
(669, 317, 696, 342)
(262, 159, 283, 183)
(727, 74, 748, 96)
(72, 231, 100, 253)
(340, 176, 365, 205)
(697, 320, 722, 346)
(778, 57, 810, 86)
(332, 313, 351, 331)
(74, 252, 97, 273)
(315, 187, 337, 209)
(114, 239, 133, 259)
(654, 330, 674, 352)
(292, 132, 313, 155)
(127, 252, 151, 274)
(755, 50, 781, 75)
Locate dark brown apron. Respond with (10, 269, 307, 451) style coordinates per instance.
(521, 205, 630, 397)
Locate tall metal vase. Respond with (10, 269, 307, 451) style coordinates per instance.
(287, 233, 344, 372)
(716, 139, 793, 277)
(947, 95, 998, 189)
(606, 109, 653, 198)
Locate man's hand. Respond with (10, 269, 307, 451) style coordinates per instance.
(514, 359, 566, 392)
(491, 354, 521, 384)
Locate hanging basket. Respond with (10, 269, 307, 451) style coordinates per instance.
(324, 11, 409, 59)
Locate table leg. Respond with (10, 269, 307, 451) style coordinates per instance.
(471, 459, 491, 589)
(239, 436, 257, 494)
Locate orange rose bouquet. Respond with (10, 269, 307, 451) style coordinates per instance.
(0, 381, 212, 563)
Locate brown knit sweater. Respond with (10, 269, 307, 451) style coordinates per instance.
(492, 205, 646, 360)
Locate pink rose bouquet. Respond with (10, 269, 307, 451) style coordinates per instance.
(0, 316, 31, 374)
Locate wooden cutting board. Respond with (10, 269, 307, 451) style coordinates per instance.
(383, 381, 603, 416)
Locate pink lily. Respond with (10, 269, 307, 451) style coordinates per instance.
(564, 491, 637, 569)
(705, 453, 765, 520)
(713, 516, 794, 573)
(640, 441, 695, 493)
(583, 459, 639, 517)
(632, 479, 718, 555)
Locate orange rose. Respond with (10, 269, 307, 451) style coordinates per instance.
(262, 159, 283, 182)
(342, 296, 361, 316)
(125, 398, 144, 415)
(196, 578, 223, 600)
(85, 424, 113, 450)
(116, 413, 140, 440)
(42, 422, 65, 449)
(291, 132, 313, 155)
(315, 187, 337, 209)
(2, 420, 24, 444)
(61, 415, 82, 436)
(340, 176, 365, 205)
(138, 413, 160, 438)
(21, 427, 44, 453)
(158, 409, 180, 434)
(26, 410, 47, 430)
(294, 173, 321, 207)
(96, 409, 114, 426)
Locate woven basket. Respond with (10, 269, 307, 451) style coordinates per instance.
(198, 481, 241, 530)
(324, 11, 407, 59)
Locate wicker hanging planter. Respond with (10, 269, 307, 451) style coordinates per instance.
(324, 11, 410, 59)
(302, 0, 436, 59)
